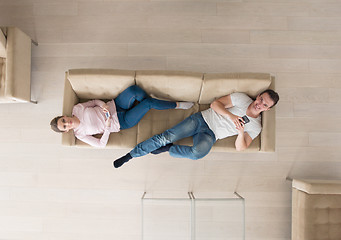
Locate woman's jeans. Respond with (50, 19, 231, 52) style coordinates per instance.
(114, 85, 176, 130)
(130, 112, 216, 160)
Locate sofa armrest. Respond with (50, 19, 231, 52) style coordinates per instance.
(0, 29, 6, 58)
(260, 107, 276, 152)
(62, 72, 79, 146)
(260, 76, 276, 152)
(293, 179, 341, 195)
(5, 27, 32, 102)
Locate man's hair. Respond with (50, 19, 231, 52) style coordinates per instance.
(260, 89, 279, 108)
(50, 116, 64, 133)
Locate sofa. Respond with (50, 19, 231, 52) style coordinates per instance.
(61, 69, 276, 152)
(0, 27, 36, 103)
(291, 179, 341, 240)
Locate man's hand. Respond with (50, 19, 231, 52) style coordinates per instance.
(235, 125, 252, 151)
(230, 114, 245, 130)
(236, 121, 245, 134)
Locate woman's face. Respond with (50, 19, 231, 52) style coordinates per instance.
(57, 116, 75, 132)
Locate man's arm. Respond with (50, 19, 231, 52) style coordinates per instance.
(210, 94, 244, 130)
(210, 95, 233, 115)
(235, 128, 253, 151)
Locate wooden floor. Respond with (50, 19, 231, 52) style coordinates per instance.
(1, 0, 341, 239)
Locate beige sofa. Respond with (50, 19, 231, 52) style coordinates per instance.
(62, 69, 276, 152)
(291, 179, 341, 240)
(0, 27, 36, 103)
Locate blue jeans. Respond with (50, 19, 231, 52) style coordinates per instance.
(130, 112, 216, 160)
(114, 85, 176, 130)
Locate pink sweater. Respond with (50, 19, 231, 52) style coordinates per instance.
(72, 99, 120, 148)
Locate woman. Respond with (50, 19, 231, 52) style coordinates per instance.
(50, 85, 193, 148)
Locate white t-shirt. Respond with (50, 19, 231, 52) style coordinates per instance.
(201, 92, 262, 140)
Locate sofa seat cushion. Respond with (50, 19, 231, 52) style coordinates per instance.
(67, 69, 136, 100)
(75, 126, 138, 149)
(136, 70, 203, 102)
(137, 103, 199, 144)
(212, 135, 260, 152)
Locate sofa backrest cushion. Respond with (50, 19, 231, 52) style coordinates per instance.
(0, 29, 6, 58)
(199, 73, 272, 104)
(62, 75, 79, 146)
(67, 69, 136, 100)
(136, 70, 203, 102)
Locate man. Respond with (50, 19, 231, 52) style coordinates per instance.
(114, 89, 279, 168)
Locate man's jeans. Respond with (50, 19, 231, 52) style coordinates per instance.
(114, 85, 176, 130)
(130, 112, 216, 160)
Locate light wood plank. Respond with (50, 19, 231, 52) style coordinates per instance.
(32, 43, 128, 57)
(201, 16, 288, 30)
(277, 117, 341, 132)
(167, 57, 309, 73)
(218, 2, 310, 16)
(201, 30, 251, 43)
(278, 147, 341, 162)
(310, 3, 341, 17)
(278, 87, 329, 103)
(294, 102, 341, 117)
(310, 59, 341, 73)
(62, 28, 202, 43)
(275, 73, 337, 88)
(33, 1, 78, 16)
(277, 132, 310, 147)
(270, 44, 341, 59)
(309, 132, 341, 147)
(288, 17, 341, 31)
(251, 31, 341, 44)
(129, 43, 268, 58)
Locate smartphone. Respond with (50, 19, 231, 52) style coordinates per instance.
(105, 111, 110, 119)
(239, 115, 250, 124)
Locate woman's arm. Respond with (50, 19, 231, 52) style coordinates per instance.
(77, 129, 110, 148)
(79, 99, 106, 108)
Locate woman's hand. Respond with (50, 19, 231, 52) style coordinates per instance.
(101, 104, 109, 113)
(105, 117, 111, 127)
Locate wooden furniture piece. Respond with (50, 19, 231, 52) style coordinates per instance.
(0, 27, 37, 104)
(291, 179, 341, 240)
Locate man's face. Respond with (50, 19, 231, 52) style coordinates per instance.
(253, 92, 274, 112)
